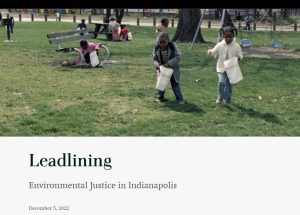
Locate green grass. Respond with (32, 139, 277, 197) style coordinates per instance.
(0, 22, 299, 136)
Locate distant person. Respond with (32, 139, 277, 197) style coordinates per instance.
(9, 16, 14, 33)
(45, 9, 49, 16)
(109, 16, 121, 41)
(215, 10, 219, 19)
(119, 25, 130, 41)
(256, 9, 260, 19)
(244, 14, 254, 30)
(235, 12, 242, 28)
(159, 9, 164, 16)
(5, 16, 14, 35)
(236, 12, 242, 20)
(153, 32, 184, 105)
(156, 18, 169, 41)
(78, 19, 86, 29)
(207, 26, 243, 105)
(77, 19, 86, 35)
(0, 12, 2, 22)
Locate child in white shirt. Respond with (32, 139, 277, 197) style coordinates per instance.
(208, 26, 243, 105)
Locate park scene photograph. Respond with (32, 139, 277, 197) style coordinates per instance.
(0, 8, 299, 136)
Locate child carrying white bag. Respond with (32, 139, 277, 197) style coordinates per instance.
(156, 66, 173, 91)
(208, 26, 243, 105)
(223, 57, 243, 84)
(152, 32, 184, 105)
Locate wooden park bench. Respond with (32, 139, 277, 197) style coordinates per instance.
(47, 22, 127, 65)
(47, 28, 110, 62)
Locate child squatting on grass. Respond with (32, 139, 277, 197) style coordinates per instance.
(63, 40, 101, 67)
(207, 26, 243, 105)
(153, 32, 185, 105)
(75, 40, 100, 66)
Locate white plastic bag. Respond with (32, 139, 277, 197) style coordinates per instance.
(224, 57, 243, 84)
(127, 32, 133, 41)
(156, 66, 173, 91)
(90, 51, 100, 67)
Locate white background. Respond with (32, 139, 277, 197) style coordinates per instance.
(0, 137, 300, 215)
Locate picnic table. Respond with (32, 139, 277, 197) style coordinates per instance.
(92, 23, 127, 40)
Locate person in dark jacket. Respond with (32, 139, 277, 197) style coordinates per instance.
(152, 32, 184, 104)
(77, 19, 86, 35)
(8, 16, 14, 33)
(244, 14, 253, 30)
(78, 19, 87, 29)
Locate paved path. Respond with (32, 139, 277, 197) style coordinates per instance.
(3, 12, 300, 32)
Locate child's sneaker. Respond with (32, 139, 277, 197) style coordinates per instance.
(178, 100, 185, 105)
(223, 100, 231, 106)
(156, 96, 167, 102)
(216, 96, 222, 104)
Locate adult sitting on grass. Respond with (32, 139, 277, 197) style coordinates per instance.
(153, 32, 185, 105)
(119, 25, 131, 41)
(109, 16, 121, 41)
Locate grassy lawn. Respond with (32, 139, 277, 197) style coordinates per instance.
(0, 22, 299, 136)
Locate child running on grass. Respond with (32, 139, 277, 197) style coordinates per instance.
(153, 32, 184, 105)
(207, 26, 243, 105)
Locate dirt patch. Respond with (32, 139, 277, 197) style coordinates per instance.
(51, 60, 121, 68)
(242, 47, 300, 59)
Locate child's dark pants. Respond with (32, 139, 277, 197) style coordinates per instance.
(158, 75, 184, 101)
(84, 51, 99, 63)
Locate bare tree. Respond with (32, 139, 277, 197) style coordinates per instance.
(217, 9, 234, 27)
(172, 9, 205, 43)
(114, 8, 125, 24)
(104, 8, 111, 23)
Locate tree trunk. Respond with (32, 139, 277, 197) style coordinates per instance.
(114, 8, 124, 24)
(282, 9, 288, 18)
(172, 9, 205, 43)
(268, 9, 273, 17)
(104, 8, 111, 23)
(218, 9, 234, 27)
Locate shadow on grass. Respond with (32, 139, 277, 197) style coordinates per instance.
(163, 101, 205, 116)
(233, 104, 280, 124)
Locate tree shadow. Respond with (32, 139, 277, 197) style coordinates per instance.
(163, 101, 205, 116)
(233, 104, 281, 124)
(219, 104, 235, 112)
